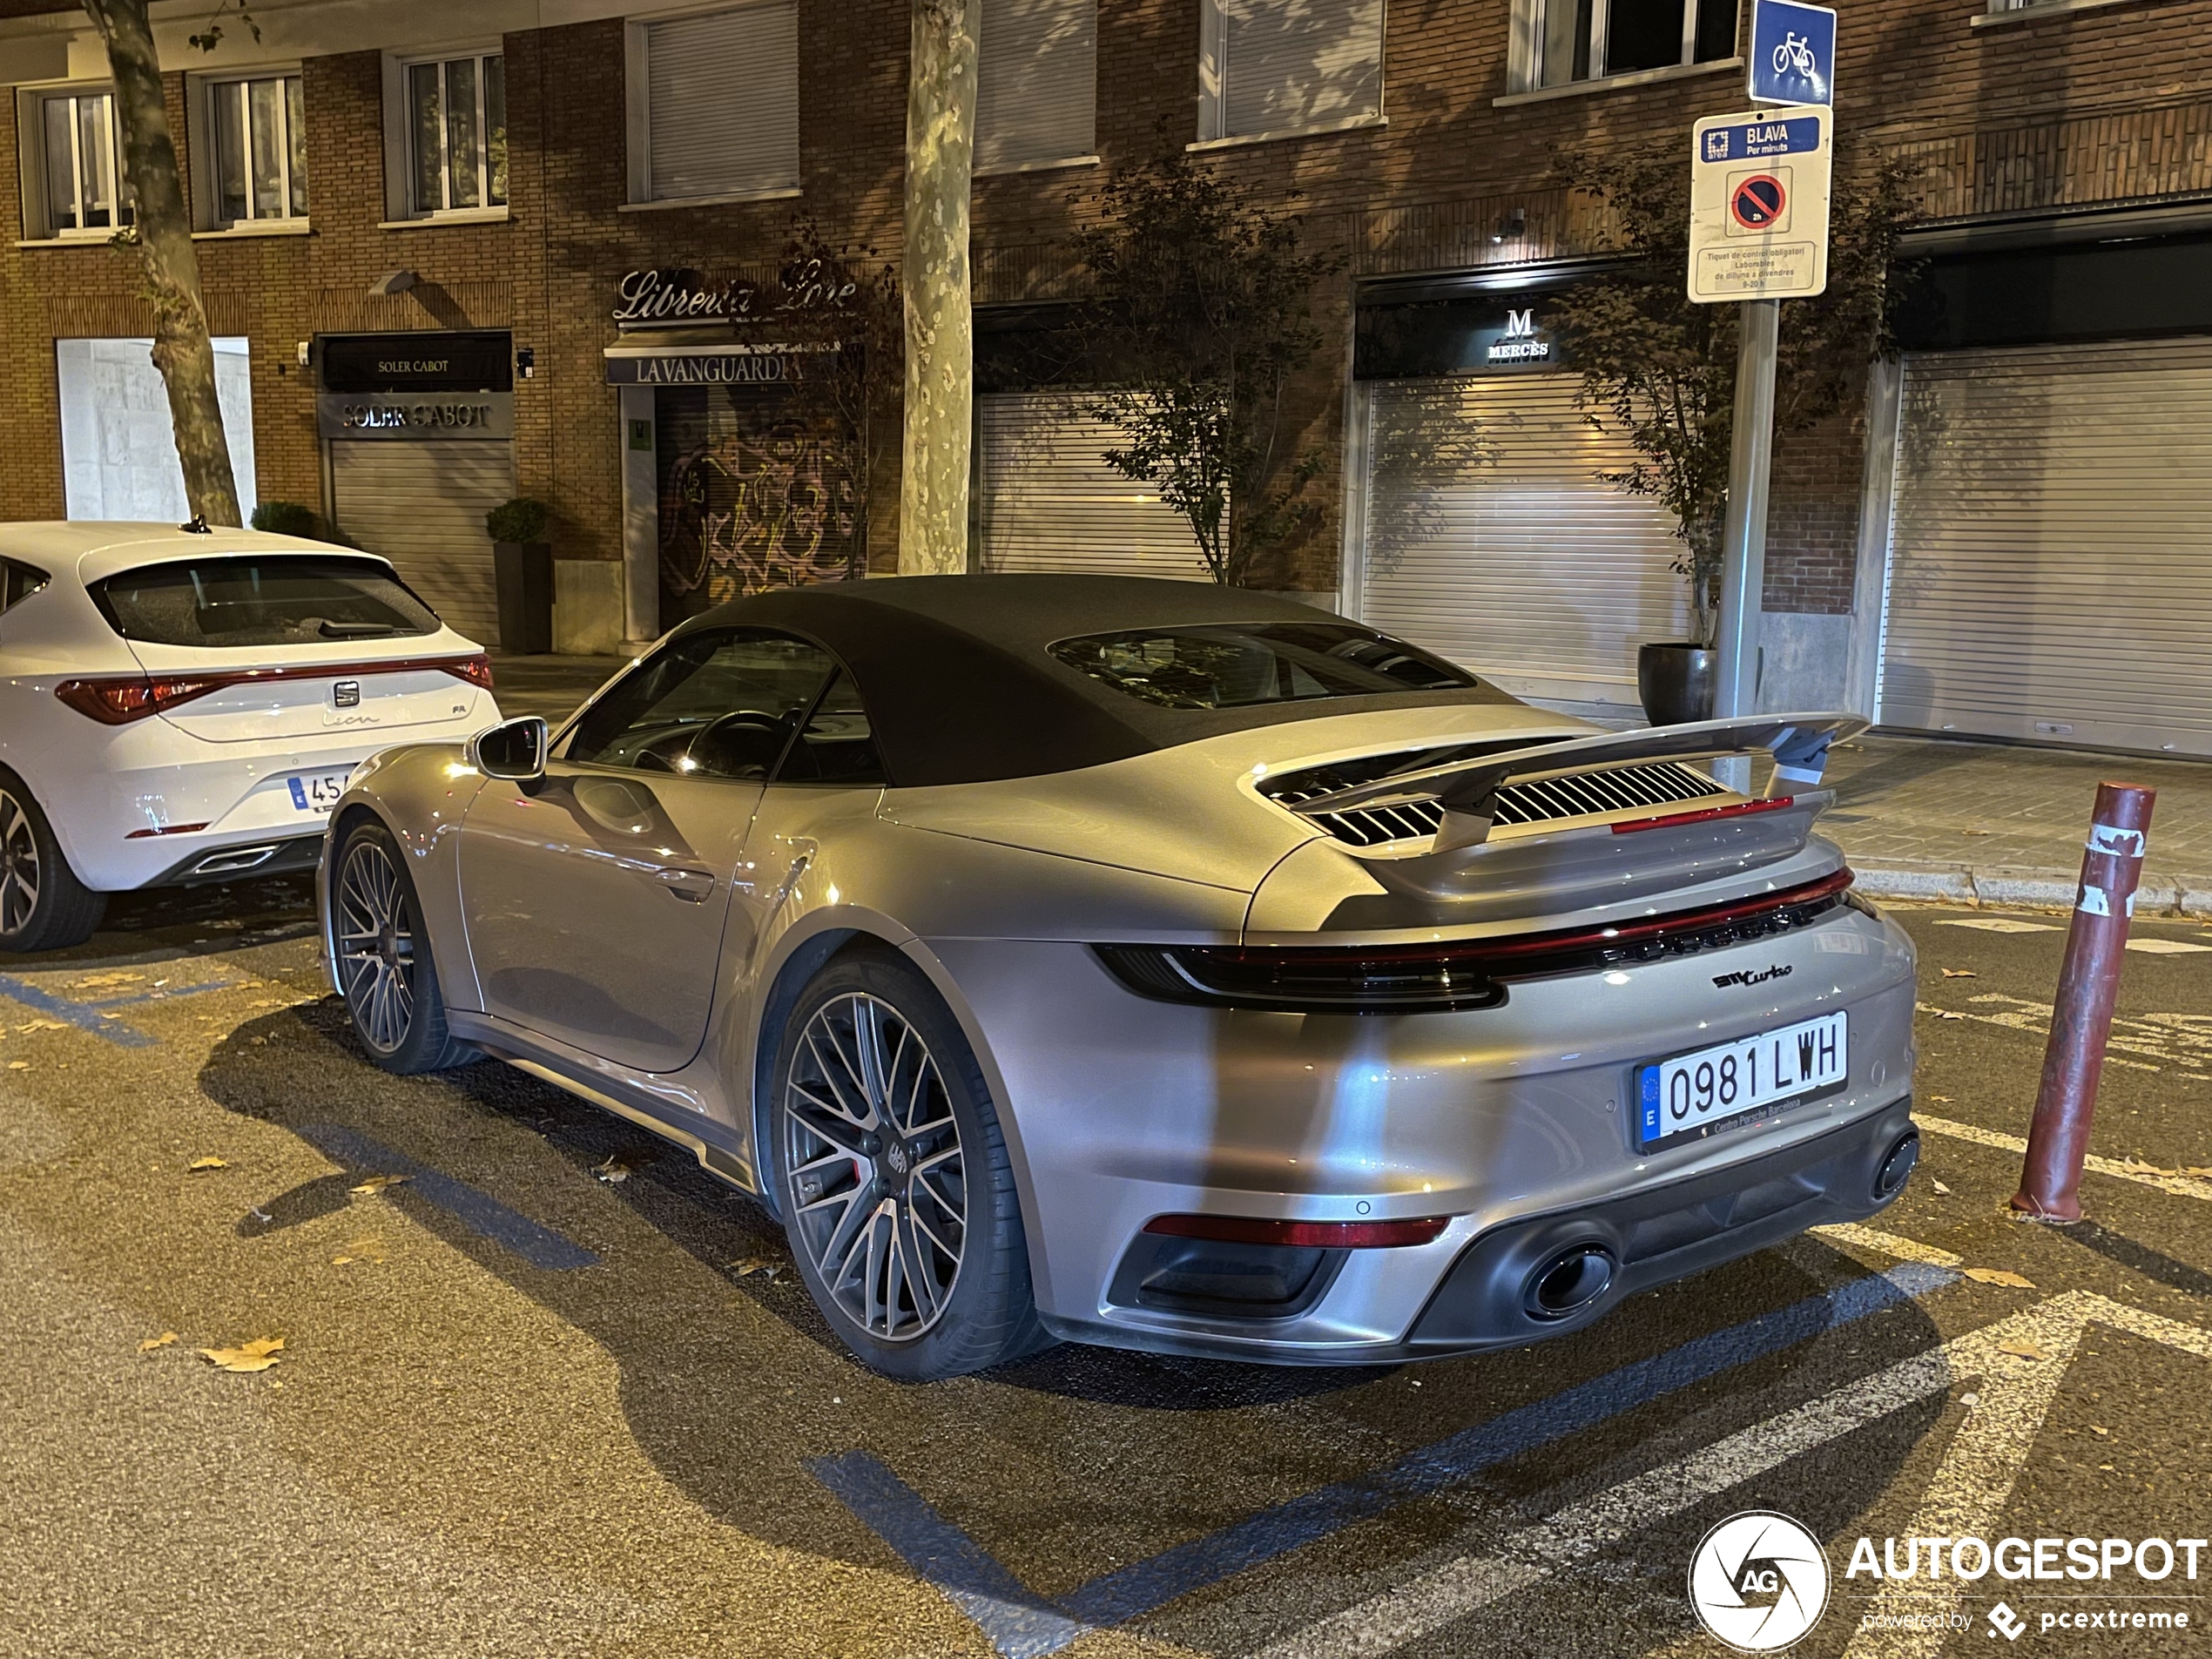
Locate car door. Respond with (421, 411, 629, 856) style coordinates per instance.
(457, 627, 836, 1073)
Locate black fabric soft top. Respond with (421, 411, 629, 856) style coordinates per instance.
(681, 574, 1515, 787)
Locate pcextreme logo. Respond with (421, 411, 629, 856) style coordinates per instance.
(1689, 1512, 1831, 1652)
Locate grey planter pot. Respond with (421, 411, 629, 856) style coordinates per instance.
(1637, 642, 1716, 726)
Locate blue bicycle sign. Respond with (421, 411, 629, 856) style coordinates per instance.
(1748, 0, 1835, 107)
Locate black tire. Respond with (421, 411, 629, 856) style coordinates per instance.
(0, 771, 106, 954)
(331, 820, 475, 1074)
(771, 948, 1050, 1380)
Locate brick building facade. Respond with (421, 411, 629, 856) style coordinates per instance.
(3, 0, 2210, 743)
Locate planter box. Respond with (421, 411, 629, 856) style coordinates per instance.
(493, 541, 554, 655)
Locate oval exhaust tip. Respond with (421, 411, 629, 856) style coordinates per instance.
(1523, 1243, 1616, 1322)
(1877, 1130, 1920, 1199)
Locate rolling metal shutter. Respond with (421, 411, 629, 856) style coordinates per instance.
(1355, 374, 1687, 711)
(1213, 0, 1382, 138)
(330, 439, 514, 650)
(976, 0, 1095, 172)
(1880, 338, 2212, 756)
(976, 394, 1212, 580)
(642, 3, 799, 201)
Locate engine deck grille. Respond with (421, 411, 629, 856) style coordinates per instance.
(1264, 759, 1730, 848)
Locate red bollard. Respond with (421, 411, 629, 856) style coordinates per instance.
(2011, 782, 2157, 1224)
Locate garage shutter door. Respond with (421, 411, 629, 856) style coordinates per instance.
(1880, 339, 2212, 756)
(1356, 374, 1686, 712)
(976, 394, 1212, 580)
(331, 440, 514, 650)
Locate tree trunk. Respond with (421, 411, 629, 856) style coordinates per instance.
(83, 0, 241, 527)
(898, 0, 976, 574)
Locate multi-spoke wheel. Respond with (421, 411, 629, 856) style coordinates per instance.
(773, 951, 1048, 1379)
(332, 820, 474, 1073)
(0, 773, 105, 954)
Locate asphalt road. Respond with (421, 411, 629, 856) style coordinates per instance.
(2, 885, 2208, 1659)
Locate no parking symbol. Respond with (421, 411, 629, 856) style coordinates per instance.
(1730, 173, 1788, 231)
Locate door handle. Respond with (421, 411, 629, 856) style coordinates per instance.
(652, 866, 716, 903)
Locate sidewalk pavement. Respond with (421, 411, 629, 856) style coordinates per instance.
(485, 656, 2211, 915)
(1824, 735, 2212, 915)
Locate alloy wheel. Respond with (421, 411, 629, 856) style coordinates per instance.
(335, 838, 416, 1052)
(0, 788, 39, 938)
(782, 993, 968, 1342)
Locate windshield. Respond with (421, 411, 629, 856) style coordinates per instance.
(91, 556, 442, 649)
(1048, 622, 1478, 711)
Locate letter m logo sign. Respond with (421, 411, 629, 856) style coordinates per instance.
(1503, 308, 1535, 337)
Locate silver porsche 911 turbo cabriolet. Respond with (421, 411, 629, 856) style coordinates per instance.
(319, 576, 1919, 1379)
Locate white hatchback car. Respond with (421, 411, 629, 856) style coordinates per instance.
(0, 522, 501, 952)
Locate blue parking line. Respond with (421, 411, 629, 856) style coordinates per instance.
(0, 972, 158, 1048)
(299, 1123, 600, 1271)
(813, 1260, 1957, 1641)
(812, 1451, 1090, 1659)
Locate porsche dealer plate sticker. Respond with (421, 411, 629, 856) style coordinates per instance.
(287, 769, 354, 814)
(1636, 1011, 1847, 1150)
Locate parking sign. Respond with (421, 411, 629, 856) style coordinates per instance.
(1748, 0, 1836, 108)
(1687, 107, 1833, 302)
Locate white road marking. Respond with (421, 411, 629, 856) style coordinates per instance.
(1916, 1114, 2212, 1203)
(1914, 999, 2165, 1073)
(1810, 1223, 1964, 1269)
(1841, 1293, 2212, 1659)
(1936, 919, 2058, 934)
(2127, 937, 2212, 954)
(1261, 1295, 2212, 1659)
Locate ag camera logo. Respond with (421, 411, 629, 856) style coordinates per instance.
(1689, 1511, 1831, 1652)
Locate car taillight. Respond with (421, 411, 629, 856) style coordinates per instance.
(54, 675, 225, 725)
(442, 654, 495, 690)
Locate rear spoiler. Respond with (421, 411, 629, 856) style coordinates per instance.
(1285, 712, 1867, 853)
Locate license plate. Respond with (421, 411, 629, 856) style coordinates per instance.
(1636, 1011, 1848, 1150)
(287, 769, 354, 814)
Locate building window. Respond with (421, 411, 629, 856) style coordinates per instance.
(404, 51, 506, 214)
(977, 0, 1096, 173)
(627, 3, 800, 205)
(23, 88, 133, 239)
(1521, 0, 1737, 89)
(196, 72, 306, 227)
(1197, 0, 1384, 145)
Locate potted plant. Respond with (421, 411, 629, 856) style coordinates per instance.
(1549, 145, 1918, 725)
(486, 496, 554, 655)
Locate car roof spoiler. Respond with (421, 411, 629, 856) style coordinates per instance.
(1283, 711, 1869, 853)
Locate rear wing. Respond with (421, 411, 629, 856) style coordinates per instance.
(1284, 712, 1866, 853)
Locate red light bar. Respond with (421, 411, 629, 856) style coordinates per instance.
(1143, 1213, 1453, 1249)
(125, 821, 211, 840)
(55, 653, 495, 725)
(1613, 796, 1796, 834)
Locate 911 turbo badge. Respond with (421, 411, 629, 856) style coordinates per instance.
(1713, 963, 1794, 988)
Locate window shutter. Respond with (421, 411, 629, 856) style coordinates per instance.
(977, 0, 1096, 172)
(1220, 0, 1383, 138)
(645, 3, 800, 200)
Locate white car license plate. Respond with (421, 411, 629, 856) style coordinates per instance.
(287, 769, 354, 814)
(1636, 1011, 1848, 1150)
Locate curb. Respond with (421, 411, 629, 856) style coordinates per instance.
(1851, 862, 2212, 918)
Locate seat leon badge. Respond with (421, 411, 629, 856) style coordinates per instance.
(333, 680, 361, 708)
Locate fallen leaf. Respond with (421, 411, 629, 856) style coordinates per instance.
(330, 1256, 353, 1266)
(1998, 1339, 2052, 1360)
(199, 1336, 285, 1373)
(71, 971, 144, 989)
(2091, 1425, 2110, 1436)
(7, 1061, 29, 1070)
(186, 1156, 228, 1172)
(1966, 1267, 2038, 1289)
(138, 1332, 179, 1352)
(1930, 1095, 1954, 1103)
(349, 1173, 408, 1195)
(2185, 1167, 2212, 1180)
(1932, 1179, 1953, 1195)
(1941, 968, 1978, 979)
(728, 1256, 782, 1279)
(592, 1155, 636, 1184)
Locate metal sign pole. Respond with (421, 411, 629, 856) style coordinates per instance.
(1710, 296, 1780, 794)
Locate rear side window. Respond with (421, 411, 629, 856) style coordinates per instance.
(91, 556, 440, 648)
(1049, 622, 1476, 711)
(1, 559, 51, 613)
(775, 671, 887, 786)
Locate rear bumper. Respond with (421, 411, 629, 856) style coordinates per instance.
(146, 833, 324, 888)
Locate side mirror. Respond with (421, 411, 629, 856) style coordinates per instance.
(469, 716, 548, 782)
